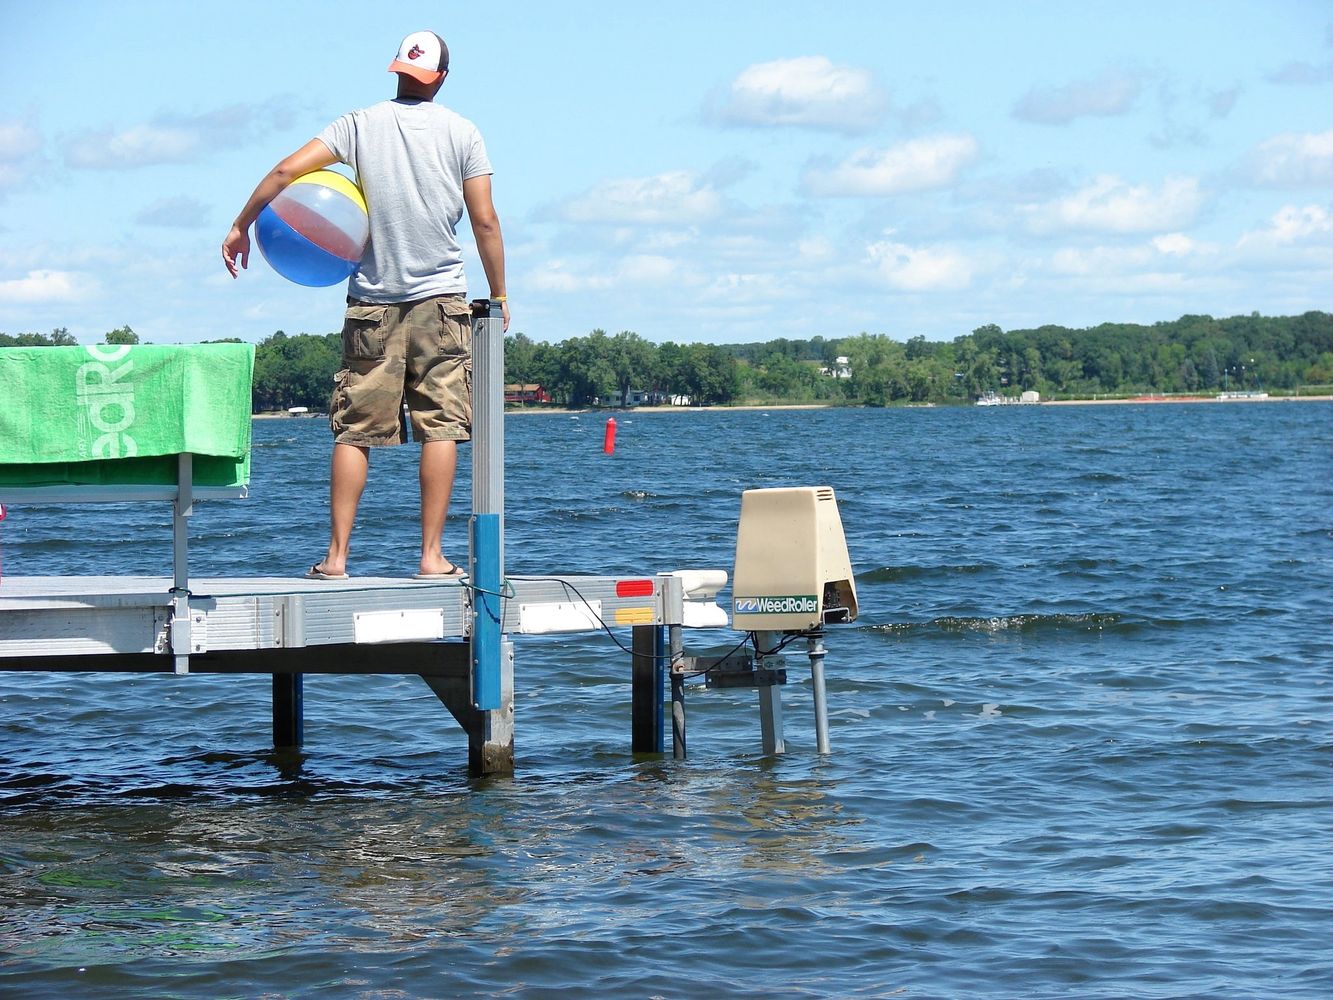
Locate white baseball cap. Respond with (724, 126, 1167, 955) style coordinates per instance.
(388, 31, 449, 85)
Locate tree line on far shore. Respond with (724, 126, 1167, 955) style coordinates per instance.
(4, 311, 1331, 411)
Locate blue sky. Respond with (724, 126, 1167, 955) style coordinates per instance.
(2, 1, 1331, 346)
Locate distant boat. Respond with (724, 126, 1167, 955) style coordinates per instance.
(1216, 391, 1269, 401)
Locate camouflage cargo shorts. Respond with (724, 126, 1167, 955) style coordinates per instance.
(329, 294, 472, 445)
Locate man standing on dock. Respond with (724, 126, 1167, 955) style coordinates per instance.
(221, 30, 508, 580)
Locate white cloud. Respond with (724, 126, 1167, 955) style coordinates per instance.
(529, 254, 685, 293)
(1247, 129, 1333, 187)
(0, 269, 97, 304)
(713, 56, 889, 133)
(1238, 204, 1333, 248)
(1050, 245, 1153, 276)
(866, 238, 973, 290)
(0, 121, 41, 161)
(561, 171, 724, 225)
(62, 100, 299, 170)
(66, 123, 200, 169)
(0, 120, 43, 190)
(1051, 234, 1214, 277)
(135, 196, 211, 228)
(1025, 174, 1204, 233)
(1266, 58, 1333, 85)
(803, 133, 980, 197)
(1013, 70, 1142, 125)
(1152, 233, 1197, 255)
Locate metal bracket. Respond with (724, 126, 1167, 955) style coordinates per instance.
(689, 652, 788, 690)
(167, 591, 197, 674)
(189, 610, 208, 653)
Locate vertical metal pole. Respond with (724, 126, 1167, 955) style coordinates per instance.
(275, 595, 304, 749)
(669, 624, 686, 759)
(273, 674, 304, 748)
(631, 624, 665, 753)
(171, 452, 193, 675)
(755, 629, 785, 755)
(470, 299, 505, 712)
(808, 630, 831, 754)
(469, 639, 515, 776)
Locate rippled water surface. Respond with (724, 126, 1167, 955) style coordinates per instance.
(2, 402, 1331, 998)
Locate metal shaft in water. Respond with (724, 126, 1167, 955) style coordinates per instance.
(808, 630, 830, 754)
(670, 624, 686, 759)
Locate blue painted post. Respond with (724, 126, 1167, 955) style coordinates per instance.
(469, 297, 505, 714)
(471, 512, 502, 710)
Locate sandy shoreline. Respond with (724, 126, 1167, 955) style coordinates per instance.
(1041, 394, 1332, 406)
(253, 396, 1331, 418)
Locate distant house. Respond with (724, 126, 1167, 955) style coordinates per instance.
(820, 356, 852, 379)
(601, 389, 652, 407)
(504, 384, 551, 404)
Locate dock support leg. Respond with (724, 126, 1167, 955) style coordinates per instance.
(669, 625, 686, 759)
(273, 673, 303, 749)
(808, 631, 830, 754)
(631, 624, 665, 754)
(470, 639, 514, 775)
(423, 639, 514, 777)
(755, 630, 786, 755)
(758, 686, 785, 755)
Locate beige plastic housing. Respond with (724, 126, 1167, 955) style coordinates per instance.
(731, 486, 858, 632)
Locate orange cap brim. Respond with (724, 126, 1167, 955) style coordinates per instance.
(389, 60, 443, 85)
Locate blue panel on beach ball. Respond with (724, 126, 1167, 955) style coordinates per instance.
(256, 205, 359, 288)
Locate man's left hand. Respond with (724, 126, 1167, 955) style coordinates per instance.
(222, 226, 250, 278)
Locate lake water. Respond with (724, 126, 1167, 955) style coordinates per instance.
(1, 402, 1331, 998)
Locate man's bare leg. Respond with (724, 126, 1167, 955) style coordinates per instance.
(316, 442, 370, 577)
(419, 438, 459, 575)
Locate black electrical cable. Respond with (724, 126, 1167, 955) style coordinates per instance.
(505, 575, 660, 661)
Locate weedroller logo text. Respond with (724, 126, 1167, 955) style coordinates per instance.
(76, 344, 138, 459)
(734, 595, 818, 615)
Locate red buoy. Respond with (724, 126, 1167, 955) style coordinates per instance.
(603, 417, 617, 454)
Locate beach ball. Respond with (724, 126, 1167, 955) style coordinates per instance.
(256, 170, 369, 287)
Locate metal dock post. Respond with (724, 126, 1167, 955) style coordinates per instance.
(170, 453, 193, 675)
(631, 624, 665, 754)
(807, 630, 830, 754)
(273, 674, 303, 749)
(468, 297, 513, 774)
(669, 624, 686, 759)
(754, 629, 786, 755)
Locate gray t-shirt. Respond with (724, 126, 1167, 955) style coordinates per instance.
(317, 99, 493, 302)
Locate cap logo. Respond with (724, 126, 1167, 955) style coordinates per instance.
(408, 44, 425, 61)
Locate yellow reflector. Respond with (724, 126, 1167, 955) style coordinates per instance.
(614, 607, 656, 625)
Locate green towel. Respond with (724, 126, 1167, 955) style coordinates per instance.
(0, 343, 254, 489)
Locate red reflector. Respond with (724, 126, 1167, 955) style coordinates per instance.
(616, 579, 655, 597)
